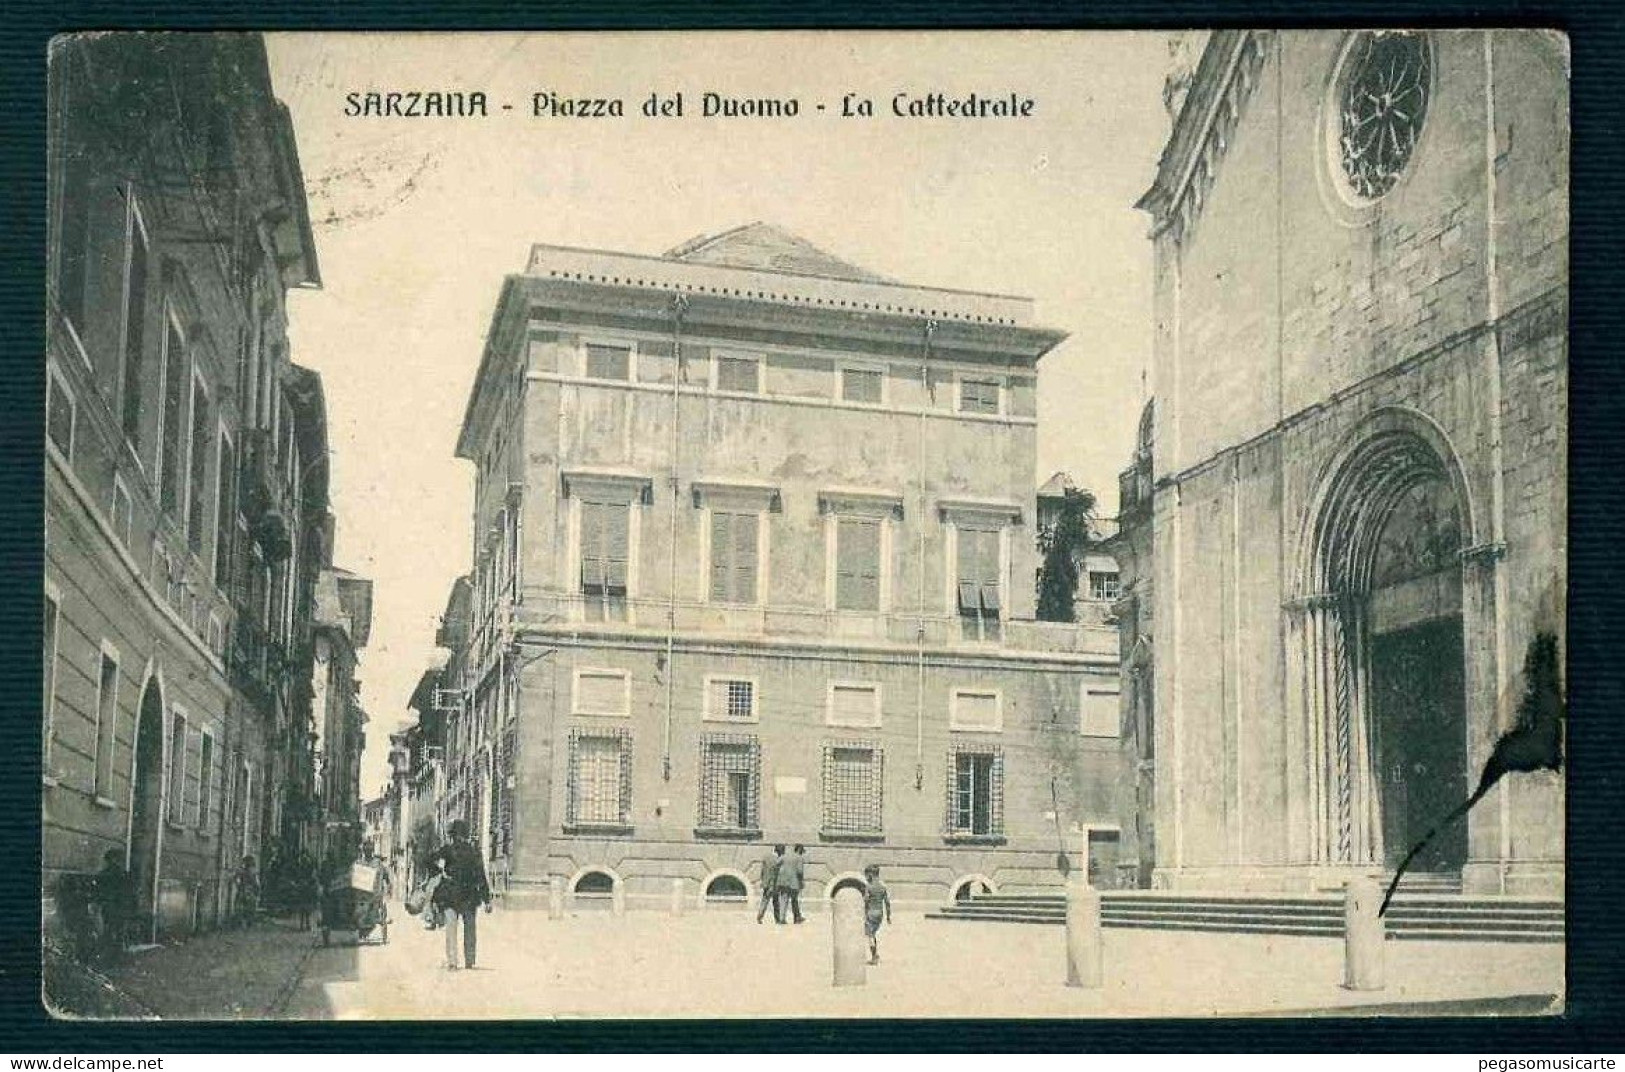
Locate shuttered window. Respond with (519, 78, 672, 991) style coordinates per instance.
(959, 377, 1000, 414)
(168, 712, 189, 825)
(708, 510, 760, 604)
(46, 364, 75, 461)
(198, 732, 215, 830)
(120, 200, 150, 447)
(1082, 688, 1120, 737)
(93, 649, 119, 799)
(841, 367, 883, 404)
(835, 517, 881, 612)
(957, 525, 1002, 640)
(585, 343, 630, 380)
(573, 669, 630, 717)
(828, 683, 880, 728)
(187, 379, 212, 555)
(822, 742, 883, 835)
(214, 433, 235, 586)
(568, 728, 632, 828)
(716, 356, 760, 393)
(580, 499, 630, 620)
(159, 318, 187, 517)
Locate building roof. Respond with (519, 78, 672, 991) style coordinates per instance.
(1037, 471, 1079, 500)
(664, 222, 894, 284)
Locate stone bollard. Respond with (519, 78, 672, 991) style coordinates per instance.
(1065, 876, 1103, 989)
(831, 887, 867, 987)
(670, 878, 685, 917)
(548, 876, 564, 920)
(1343, 875, 1385, 991)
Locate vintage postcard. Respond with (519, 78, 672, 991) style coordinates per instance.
(41, 30, 1567, 1020)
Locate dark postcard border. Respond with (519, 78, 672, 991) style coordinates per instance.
(2, 0, 1622, 1054)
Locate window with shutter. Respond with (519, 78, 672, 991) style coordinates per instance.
(187, 377, 211, 555)
(708, 510, 760, 604)
(46, 364, 75, 461)
(828, 683, 881, 728)
(715, 356, 760, 393)
(159, 317, 188, 517)
(835, 517, 881, 612)
(841, 367, 883, 404)
(1082, 687, 1121, 737)
(956, 525, 1003, 640)
(120, 197, 150, 448)
(580, 499, 630, 620)
(959, 377, 1000, 414)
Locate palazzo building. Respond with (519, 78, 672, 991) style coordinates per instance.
(1126, 31, 1567, 894)
(44, 34, 332, 940)
(445, 223, 1124, 907)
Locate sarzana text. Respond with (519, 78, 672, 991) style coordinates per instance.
(345, 91, 490, 117)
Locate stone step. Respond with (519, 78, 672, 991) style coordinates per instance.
(940, 904, 1562, 930)
(925, 910, 1563, 942)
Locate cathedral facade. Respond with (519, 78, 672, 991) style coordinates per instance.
(1128, 31, 1567, 895)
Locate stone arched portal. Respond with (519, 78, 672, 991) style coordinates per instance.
(1293, 408, 1478, 874)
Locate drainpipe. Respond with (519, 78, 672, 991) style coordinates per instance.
(915, 320, 936, 790)
(662, 294, 688, 781)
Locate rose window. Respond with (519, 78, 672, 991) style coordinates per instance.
(1336, 32, 1432, 201)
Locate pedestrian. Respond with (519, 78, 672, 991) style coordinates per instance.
(233, 855, 260, 930)
(292, 849, 320, 932)
(429, 819, 492, 970)
(862, 864, 892, 965)
(756, 844, 784, 924)
(92, 850, 134, 961)
(779, 844, 807, 924)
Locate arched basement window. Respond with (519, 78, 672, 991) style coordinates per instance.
(703, 874, 747, 902)
(572, 870, 616, 896)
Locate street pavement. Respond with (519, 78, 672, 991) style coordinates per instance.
(278, 900, 1564, 1019)
(45, 916, 322, 1020)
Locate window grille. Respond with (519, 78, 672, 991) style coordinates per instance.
(835, 517, 881, 612)
(567, 728, 631, 827)
(945, 744, 1004, 837)
(708, 510, 760, 604)
(697, 733, 760, 832)
(822, 741, 883, 835)
(707, 678, 756, 722)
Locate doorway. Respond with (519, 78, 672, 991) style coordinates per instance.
(1370, 617, 1468, 872)
(128, 680, 165, 938)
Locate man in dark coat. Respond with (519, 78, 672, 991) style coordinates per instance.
(779, 844, 807, 924)
(430, 819, 492, 969)
(756, 844, 784, 924)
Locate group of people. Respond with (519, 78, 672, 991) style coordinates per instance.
(756, 845, 893, 964)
